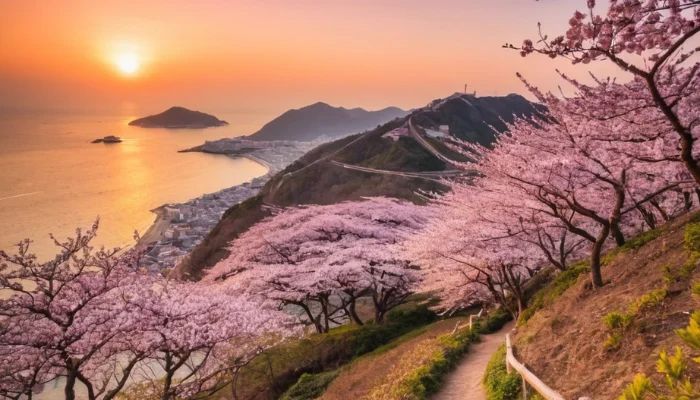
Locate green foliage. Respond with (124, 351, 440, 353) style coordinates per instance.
(483, 344, 522, 400)
(280, 371, 340, 400)
(618, 307, 700, 398)
(474, 308, 513, 334)
(628, 288, 667, 315)
(234, 304, 437, 399)
(604, 332, 623, 351)
(391, 326, 479, 399)
(603, 312, 633, 330)
(684, 222, 700, 253)
(519, 261, 589, 325)
(618, 374, 656, 400)
(603, 227, 665, 265)
(676, 311, 700, 355)
(692, 282, 700, 298)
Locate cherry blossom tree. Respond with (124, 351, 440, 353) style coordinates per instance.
(0, 221, 150, 400)
(120, 282, 299, 400)
(206, 198, 433, 332)
(0, 222, 299, 400)
(509, 0, 700, 183)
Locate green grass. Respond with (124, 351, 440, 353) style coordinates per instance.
(231, 304, 438, 399)
(280, 370, 340, 400)
(391, 325, 480, 399)
(685, 222, 700, 253)
(473, 307, 513, 334)
(602, 227, 665, 265)
(483, 344, 522, 400)
(519, 261, 589, 325)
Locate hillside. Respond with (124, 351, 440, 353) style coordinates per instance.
(129, 106, 228, 128)
(248, 102, 408, 141)
(171, 93, 544, 280)
(508, 212, 700, 399)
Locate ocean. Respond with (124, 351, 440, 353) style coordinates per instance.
(0, 109, 272, 261)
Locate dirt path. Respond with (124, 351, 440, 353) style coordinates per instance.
(432, 322, 515, 400)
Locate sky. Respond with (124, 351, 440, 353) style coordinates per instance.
(0, 0, 630, 116)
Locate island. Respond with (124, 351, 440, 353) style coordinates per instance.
(128, 106, 228, 128)
(91, 135, 122, 143)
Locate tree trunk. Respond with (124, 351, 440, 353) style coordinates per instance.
(374, 308, 386, 325)
(589, 225, 609, 288)
(64, 370, 77, 400)
(347, 296, 363, 326)
(610, 223, 626, 247)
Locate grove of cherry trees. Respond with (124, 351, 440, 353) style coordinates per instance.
(2, 1, 700, 398)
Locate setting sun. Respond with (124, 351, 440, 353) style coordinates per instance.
(116, 53, 140, 75)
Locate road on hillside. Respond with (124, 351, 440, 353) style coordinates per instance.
(408, 117, 458, 167)
(431, 321, 515, 400)
(328, 160, 466, 182)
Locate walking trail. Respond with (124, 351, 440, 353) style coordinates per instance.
(432, 321, 515, 400)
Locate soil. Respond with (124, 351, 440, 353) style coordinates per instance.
(432, 321, 515, 400)
(320, 319, 465, 400)
(512, 214, 700, 399)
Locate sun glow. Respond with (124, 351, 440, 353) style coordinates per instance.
(116, 53, 140, 75)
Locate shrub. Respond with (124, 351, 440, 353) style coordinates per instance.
(281, 370, 340, 400)
(628, 288, 667, 315)
(603, 227, 665, 265)
(519, 261, 589, 325)
(234, 304, 437, 399)
(603, 312, 632, 330)
(618, 303, 700, 398)
(389, 326, 479, 399)
(483, 344, 521, 400)
(475, 308, 513, 334)
(685, 222, 700, 253)
(604, 332, 623, 351)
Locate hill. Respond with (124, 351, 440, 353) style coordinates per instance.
(128, 106, 228, 128)
(171, 93, 544, 280)
(506, 212, 700, 399)
(247, 102, 408, 142)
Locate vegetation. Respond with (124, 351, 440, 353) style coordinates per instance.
(483, 344, 522, 400)
(367, 324, 480, 399)
(519, 261, 589, 325)
(231, 305, 438, 399)
(280, 371, 340, 400)
(473, 307, 513, 334)
(602, 227, 666, 265)
(618, 306, 700, 399)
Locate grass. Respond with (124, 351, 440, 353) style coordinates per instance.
(519, 261, 589, 325)
(602, 227, 665, 265)
(483, 344, 522, 400)
(232, 304, 438, 399)
(280, 370, 340, 400)
(368, 324, 480, 399)
(473, 307, 512, 334)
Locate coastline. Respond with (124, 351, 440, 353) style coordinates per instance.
(136, 154, 270, 249)
(137, 207, 169, 247)
(135, 138, 319, 273)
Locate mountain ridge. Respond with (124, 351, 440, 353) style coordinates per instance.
(248, 102, 408, 142)
(172, 93, 545, 280)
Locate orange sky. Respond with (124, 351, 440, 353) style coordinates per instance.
(0, 0, 629, 115)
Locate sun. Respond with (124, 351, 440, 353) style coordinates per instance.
(116, 54, 140, 75)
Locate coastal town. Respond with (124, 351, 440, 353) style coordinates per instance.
(139, 137, 320, 273)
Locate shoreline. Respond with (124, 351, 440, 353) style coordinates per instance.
(135, 138, 319, 272)
(135, 153, 271, 249)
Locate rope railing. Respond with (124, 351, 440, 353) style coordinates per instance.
(505, 333, 590, 400)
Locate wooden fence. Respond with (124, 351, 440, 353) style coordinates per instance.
(505, 333, 590, 400)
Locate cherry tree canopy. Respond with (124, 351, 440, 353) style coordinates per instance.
(206, 197, 435, 330)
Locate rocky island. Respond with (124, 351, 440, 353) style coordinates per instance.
(128, 106, 228, 128)
(91, 135, 122, 143)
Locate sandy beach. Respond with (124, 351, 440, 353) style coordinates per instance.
(137, 207, 170, 246)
